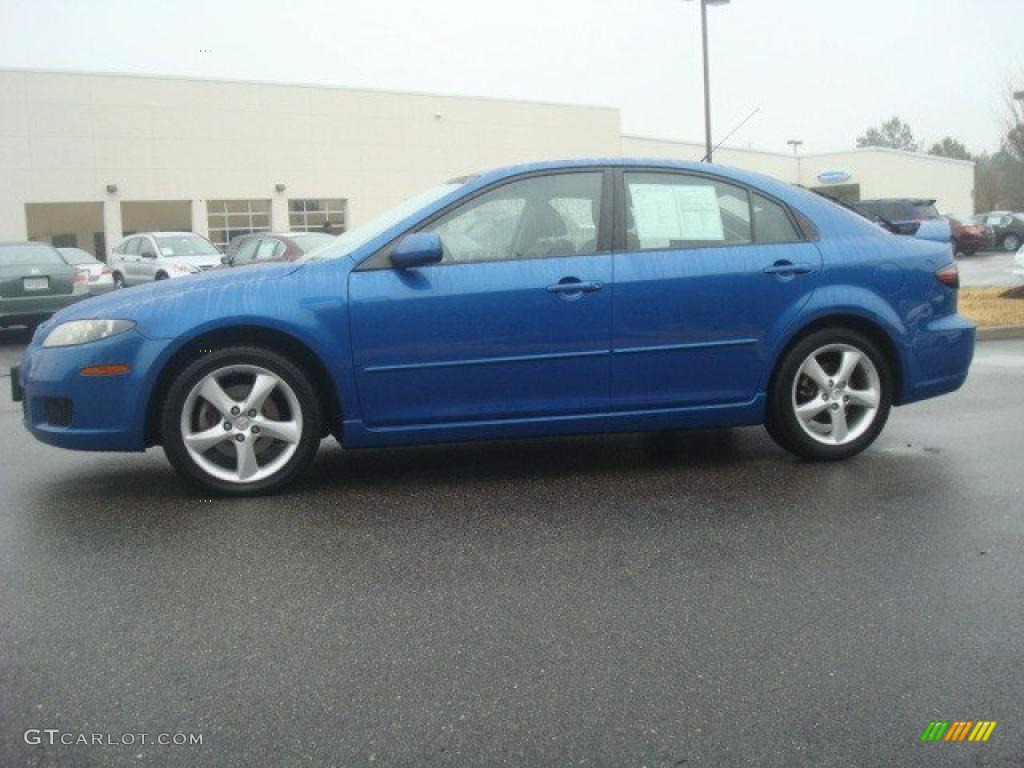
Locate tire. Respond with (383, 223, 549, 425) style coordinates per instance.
(155, 272, 168, 281)
(1003, 233, 1021, 252)
(112, 272, 125, 289)
(765, 328, 892, 461)
(953, 240, 967, 259)
(161, 346, 323, 495)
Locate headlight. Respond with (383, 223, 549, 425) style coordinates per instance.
(43, 319, 136, 348)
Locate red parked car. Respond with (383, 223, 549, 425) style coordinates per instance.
(221, 232, 337, 267)
(944, 216, 993, 257)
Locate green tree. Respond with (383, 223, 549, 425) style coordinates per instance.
(928, 136, 972, 161)
(856, 116, 918, 151)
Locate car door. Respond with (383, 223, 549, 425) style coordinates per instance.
(136, 236, 159, 282)
(611, 169, 821, 409)
(118, 237, 141, 285)
(348, 170, 613, 427)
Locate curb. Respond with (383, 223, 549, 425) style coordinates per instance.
(978, 324, 1024, 341)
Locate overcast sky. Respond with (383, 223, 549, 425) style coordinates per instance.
(0, 0, 1019, 156)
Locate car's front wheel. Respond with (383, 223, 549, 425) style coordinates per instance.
(766, 328, 892, 461)
(161, 346, 322, 495)
(1003, 233, 1021, 252)
(112, 272, 125, 289)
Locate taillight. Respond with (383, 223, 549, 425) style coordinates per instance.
(101, 266, 111, 275)
(73, 270, 90, 285)
(935, 263, 959, 288)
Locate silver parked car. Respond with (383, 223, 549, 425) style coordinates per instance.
(57, 247, 115, 295)
(109, 232, 223, 289)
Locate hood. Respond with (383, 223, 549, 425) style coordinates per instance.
(42, 261, 303, 336)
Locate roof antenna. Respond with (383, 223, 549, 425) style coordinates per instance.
(701, 106, 761, 162)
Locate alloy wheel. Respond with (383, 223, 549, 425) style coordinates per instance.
(179, 364, 303, 484)
(791, 343, 881, 446)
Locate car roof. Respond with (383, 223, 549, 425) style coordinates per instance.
(126, 231, 206, 237)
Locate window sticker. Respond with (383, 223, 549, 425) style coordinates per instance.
(631, 183, 724, 242)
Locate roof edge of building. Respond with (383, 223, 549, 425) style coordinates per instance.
(0, 65, 621, 114)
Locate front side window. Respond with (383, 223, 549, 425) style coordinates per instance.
(423, 173, 604, 264)
(624, 172, 752, 250)
(233, 238, 260, 264)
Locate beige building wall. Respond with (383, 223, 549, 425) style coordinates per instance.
(622, 135, 975, 216)
(0, 67, 977, 254)
(622, 134, 799, 182)
(0, 68, 623, 251)
(797, 149, 975, 217)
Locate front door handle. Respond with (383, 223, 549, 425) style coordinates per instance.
(546, 280, 603, 294)
(763, 261, 814, 276)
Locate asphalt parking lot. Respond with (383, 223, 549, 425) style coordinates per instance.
(1, 331, 1022, 767)
(957, 249, 1021, 287)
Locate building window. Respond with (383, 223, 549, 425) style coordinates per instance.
(206, 200, 271, 249)
(289, 199, 347, 234)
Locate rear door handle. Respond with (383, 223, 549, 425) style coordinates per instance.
(546, 280, 603, 294)
(763, 262, 814, 276)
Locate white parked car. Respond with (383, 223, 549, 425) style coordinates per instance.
(57, 247, 115, 295)
(109, 232, 223, 289)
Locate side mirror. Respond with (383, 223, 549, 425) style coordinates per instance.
(390, 233, 443, 269)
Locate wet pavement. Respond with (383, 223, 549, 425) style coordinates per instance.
(1, 333, 1022, 767)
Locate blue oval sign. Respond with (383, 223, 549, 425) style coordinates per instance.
(817, 170, 852, 184)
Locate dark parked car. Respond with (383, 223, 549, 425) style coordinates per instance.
(942, 216, 994, 257)
(0, 242, 89, 330)
(970, 211, 1024, 252)
(223, 232, 336, 267)
(854, 198, 941, 236)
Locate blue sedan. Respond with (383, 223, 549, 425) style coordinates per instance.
(12, 160, 975, 495)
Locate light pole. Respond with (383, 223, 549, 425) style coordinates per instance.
(684, 0, 730, 163)
(787, 139, 803, 185)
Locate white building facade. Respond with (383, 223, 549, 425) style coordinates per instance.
(0, 68, 975, 257)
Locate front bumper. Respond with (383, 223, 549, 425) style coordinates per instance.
(16, 328, 169, 452)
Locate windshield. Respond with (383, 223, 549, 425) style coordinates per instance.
(0, 244, 65, 266)
(58, 248, 96, 264)
(289, 233, 337, 253)
(309, 182, 465, 260)
(154, 235, 220, 257)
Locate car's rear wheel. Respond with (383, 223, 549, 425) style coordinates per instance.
(161, 346, 322, 495)
(1003, 233, 1021, 252)
(766, 328, 892, 461)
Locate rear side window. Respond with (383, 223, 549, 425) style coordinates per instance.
(624, 172, 752, 250)
(124, 238, 141, 256)
(878, 202, 907, 222)
(753, 194, 800, 243)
